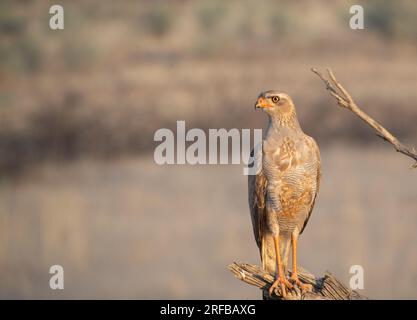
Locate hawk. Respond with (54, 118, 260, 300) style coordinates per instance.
(248, 91, 321, 297)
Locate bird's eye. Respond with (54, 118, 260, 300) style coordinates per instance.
(271, 96, 280, 103)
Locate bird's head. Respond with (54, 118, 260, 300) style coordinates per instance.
(254, 91, 296, 118)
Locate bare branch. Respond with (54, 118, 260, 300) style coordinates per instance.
(228, 262, 367, 300)
(312, 67, 417, 169)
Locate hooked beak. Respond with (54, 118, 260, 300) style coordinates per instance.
(254, 96, 271, 110)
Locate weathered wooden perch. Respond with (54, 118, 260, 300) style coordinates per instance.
(312, 67, 417, 169)
(228, 262, 368, 300)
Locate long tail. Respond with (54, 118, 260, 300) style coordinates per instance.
(261, 233, 291, 276)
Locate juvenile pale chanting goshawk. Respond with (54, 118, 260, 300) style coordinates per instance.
(248, 91, 321, 297)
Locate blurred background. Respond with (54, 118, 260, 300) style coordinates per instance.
(0, 0, 416, 299)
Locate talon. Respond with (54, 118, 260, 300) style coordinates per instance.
(289, 274, 312, 293)
(268, 276, 292, 298)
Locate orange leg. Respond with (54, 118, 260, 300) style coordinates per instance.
(289, 232, 312, 293)
(268, 236, 292, 298)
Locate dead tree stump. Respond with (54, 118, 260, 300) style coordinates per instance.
(229, 262, 368, 300)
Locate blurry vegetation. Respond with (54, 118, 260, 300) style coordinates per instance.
(1, 1, 417, 302)
(0, 4, 42, 73)
(269, 10, 290, 38)
(196, 1, 227, 33)
(365, 0, 417, 40)
(61, 35, 95, 70)
(0, 36, 42, 73)
(0, 10, 26, 34)
(1, 0, 417, 175)
(142, 5, 175, 38)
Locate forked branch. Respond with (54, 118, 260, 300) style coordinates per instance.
(312, 67, 417, 169)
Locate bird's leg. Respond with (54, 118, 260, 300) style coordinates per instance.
(268, 235, 292, 298)
(289, 231, 312, 293)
